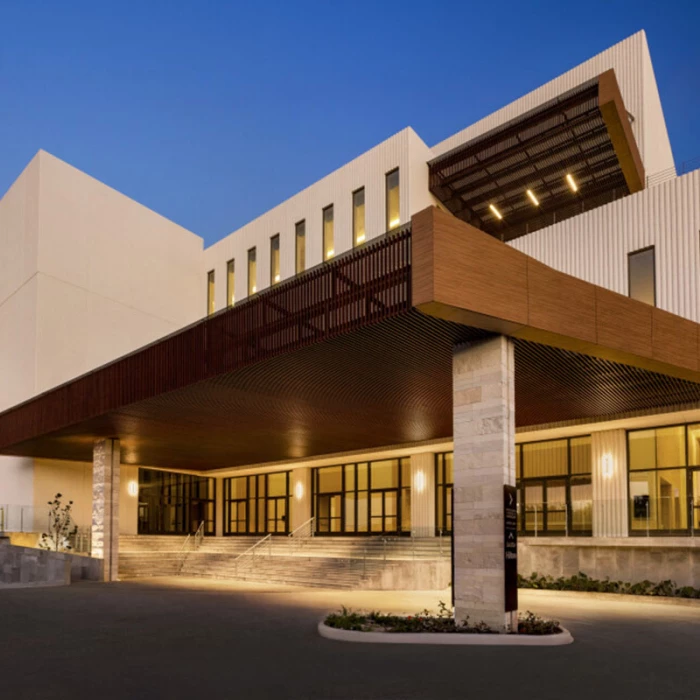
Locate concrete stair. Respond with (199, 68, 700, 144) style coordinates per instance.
(118, 534, 449, 587)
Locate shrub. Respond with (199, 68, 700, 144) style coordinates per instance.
(324, 601, 560, 635)
(518, 571, 700, 599)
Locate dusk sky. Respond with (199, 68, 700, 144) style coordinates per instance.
(2, 0, 699, 247)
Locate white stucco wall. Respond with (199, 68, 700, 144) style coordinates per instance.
(201, 127, 439, 312)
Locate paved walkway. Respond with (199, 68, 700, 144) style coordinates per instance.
(1, 577, 699, 699)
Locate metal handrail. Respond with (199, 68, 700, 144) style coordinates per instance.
(232, 533, 273, 575)
(178, 533, 192, 553)
(288, 516, 315, 539)
(287, 517, 315, 555)
(194, 521, 205, 551)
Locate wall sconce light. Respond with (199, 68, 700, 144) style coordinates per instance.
(602, 453, 614, 479)
(415, 470, 426, 494)
(127, 480, 138, 497)
(295, 481, 304, 500)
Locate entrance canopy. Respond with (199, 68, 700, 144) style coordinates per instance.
(428, 70, 644, 241)
(1, 209, 700, 471)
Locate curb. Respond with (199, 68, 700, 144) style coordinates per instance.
(318, 621, 574, 646)
(521, 588, 700, 608)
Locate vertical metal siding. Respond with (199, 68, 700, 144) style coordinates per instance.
(510, 170, 700, 323)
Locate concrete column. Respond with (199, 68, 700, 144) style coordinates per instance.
(592, 429, 629, 537)
(411, 452, 436, 537)
(92, 439, 120, 581)
(453, 336, 516, 632)
(290, 467, 312, 533)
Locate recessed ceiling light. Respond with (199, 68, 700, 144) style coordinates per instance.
(489, 204, 503, 220)
(526, 189, 540, 207)
(566, 173, 578, 193)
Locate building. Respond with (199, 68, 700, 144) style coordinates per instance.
(1, 30, 699, 628)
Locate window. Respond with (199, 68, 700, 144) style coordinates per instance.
(226, 259, 235, 307)
(295, 220, 306, 274)
(628, 425, 691, 534)
(247, 248, 257, 296)
(207, 270, 215, 316)
(353, 188, 366, 246)
(385, 168, 400, 230)
(517, 436, 592, 535)
(223, 472, 290, 535)
(312, 458, 411, 535)
(270, 234, 280, 285)
(323, 205, 334, 260)
(138, 469, 216, 536)
(628, 246, 656, 306)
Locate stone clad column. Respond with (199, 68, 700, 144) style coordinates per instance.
(92, 439, 120, 581)
(592, 430, 628, 538)
(453, 336, 516, 632)
(290, 467, 312, 533)
(410, 452, 436, 537)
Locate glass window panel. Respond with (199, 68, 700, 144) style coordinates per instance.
(357, 492, 368, 532)
(400, 458, 411, 488)
(207, 270, 215, 316)
(357, 463, 368, 491)
(370, 460, 399, 489)
(323, 205, 334, 260)
(516, 445, 522, 479)
(628, 247, 656, 306)
(687, 424, 700, 466)
(629, 430, 657, 471)
(345, 495, 355, 532)
(657, 468, 687, 530)
(522, 440, 568, 478)
(401, 489, 411, 531)
(524, 484, 544, 532)
(344, 464, 355, 491)
(353, 188, 366, 246)
(267, 472, 287, 497)
(247, 248, 257, 296)
(656, 426, 686, 468)
(249, 476, 257, 498)
(445, 452, 453, 484)
(295, 220, 306, 274)
(226, 259, 235, 307)
(317, 466, 343, 493)
(570, 436, 592, 474)
(386, 169, 400, 230)
(546, 481, 567, 532)
(270, 234, 280, 285)
(629, 470, 654, 530)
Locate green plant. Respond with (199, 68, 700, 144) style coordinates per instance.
(518, 611, 562, 635)
(518, 571, 700, 599)
(38, 493, 78, 552)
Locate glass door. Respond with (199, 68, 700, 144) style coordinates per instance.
(317, 494, 342, 533)
(370, 489, 398, 534)
(267, 497, 287, 533)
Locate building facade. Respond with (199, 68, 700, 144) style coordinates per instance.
(2, 30, 700, 623)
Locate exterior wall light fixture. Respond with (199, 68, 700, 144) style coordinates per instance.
(415, 469, 426, 494)
(295, 481, 304, 500)
(127, 480, 138, 497)
(601, 453, 614, 479)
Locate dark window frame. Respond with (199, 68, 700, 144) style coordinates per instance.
(352, 187, 366, 247)
(226, 258, 235, 307)
(270, 233, 280, 286)
(627, 245, 656, 306)
(385, 168, 400, 231)
(295, 219, 306, 274)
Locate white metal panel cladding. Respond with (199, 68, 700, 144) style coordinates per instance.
(510, 170, 700, 323)
(431, 31, 673, 179)
(202, 127, 433, 310)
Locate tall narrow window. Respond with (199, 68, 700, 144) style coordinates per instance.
(386, 168, 400, 230)
(353, 188, 366, 246)
(207, 270, 215, 316)
(247, 248, 257, 296)
(295, 220, 306, 274)
(628, 246, 656, 306)
(226, 259, 235, 307)
(270, 234, 280, 285)
(323, 205, 334, 260)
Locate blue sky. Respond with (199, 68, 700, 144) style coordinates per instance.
(1, 0, 699, 247)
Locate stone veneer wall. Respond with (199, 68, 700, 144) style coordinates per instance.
(0, 539, 102, 586)
(519, 538, 700, 588)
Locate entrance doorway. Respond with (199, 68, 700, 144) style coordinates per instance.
(370, 489, 398, 533)
(690, 470, 700, 533)
(317, 494, 342, 533)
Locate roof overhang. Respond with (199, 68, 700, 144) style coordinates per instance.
(428, 69, 645, 241)
(1, 208, 699, 471)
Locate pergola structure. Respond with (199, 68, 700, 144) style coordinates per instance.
(428, 70, 644, 240)
(2, 206, 700, 629)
